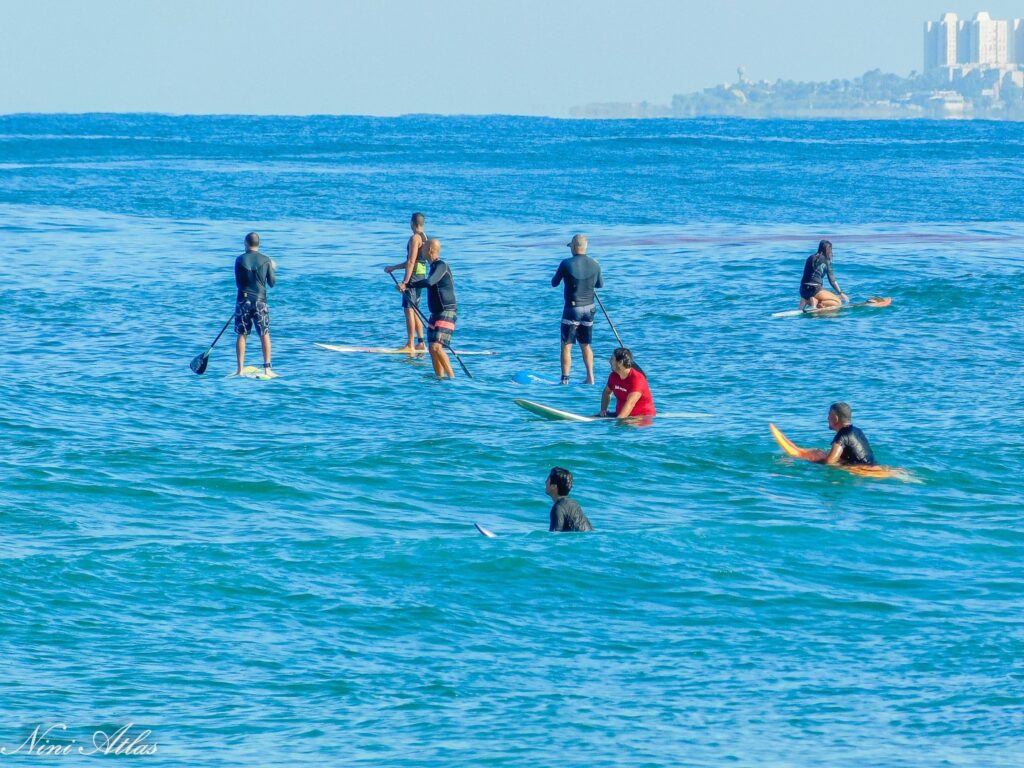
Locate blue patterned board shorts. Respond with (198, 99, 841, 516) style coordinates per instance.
(234, 298, 270, 337)
(560, 303, 596, 345)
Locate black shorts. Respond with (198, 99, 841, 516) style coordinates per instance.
(402, 284, 422, 309)
(234, 298, 270, 337)
(427, 310, 456, 346)
(800, 283, 821, 300)
(560, 303, 596, 345)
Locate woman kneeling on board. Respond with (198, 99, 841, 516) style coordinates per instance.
(599, 347, 656, 419)
(799, 239, 848, 311)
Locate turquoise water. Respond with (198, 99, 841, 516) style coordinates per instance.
(1, 116, 1023, 766)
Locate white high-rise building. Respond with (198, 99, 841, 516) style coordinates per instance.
(969, 12, 1009, 66)
(924, 12, 960, 70)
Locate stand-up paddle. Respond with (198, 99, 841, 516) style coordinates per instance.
(594, 291, 624, 348)
(388, 272, 473, 378)
(190, 315, 233, 375)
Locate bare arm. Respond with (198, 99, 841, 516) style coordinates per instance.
(598, 386, 612, 416)
(821, 442, 844, 465)
(616, 392, 642, 419)
(401, 234, 423, 283)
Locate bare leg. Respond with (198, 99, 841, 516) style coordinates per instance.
(560, 343, 572, 382)
(235, 334, 246, 375)
(428, 346, 445, 377)
(580, 344, 594, 384)
(413, 314, 425, 350)
(399, 308, 417, 353)
(814, 289, 841, 309)
(432, 343, 455, 378)
(260, 333, 272, 371)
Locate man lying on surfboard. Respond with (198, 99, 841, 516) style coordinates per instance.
(598, 348, 656, 419)
(818, 402, 875, 466)
(398, 239, 458, 379)
(798, 240, 848, 312)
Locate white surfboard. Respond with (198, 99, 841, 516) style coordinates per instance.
(315, 343, 496, 356)
(474, 522, 497, 538)
(771, 297, 893, 318)
(514, 398, 601, 423)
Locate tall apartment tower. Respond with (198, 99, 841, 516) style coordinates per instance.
(969, 12, 1009, 66)
(1012, 19, 1024, 65)
(924, 12, 960, 70)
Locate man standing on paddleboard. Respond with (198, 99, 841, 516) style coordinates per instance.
(233, 232, 276, 377)
(552, 234, 603, 385)
(398, 239, 457, 379)
(798, 240, 848, 312)
(384, 212, 428, 353)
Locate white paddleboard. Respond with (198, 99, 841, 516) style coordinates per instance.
(514, 398, 600, 423)
(771, 297, 893, 318)
(315, 343, 497, 356)
(474, 522, 497, 538)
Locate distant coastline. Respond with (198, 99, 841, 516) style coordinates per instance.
(570, 67, 1024, 120)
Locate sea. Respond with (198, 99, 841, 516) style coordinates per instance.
(1, 114, 1022, 767)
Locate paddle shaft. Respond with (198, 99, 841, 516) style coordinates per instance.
(594, 291, 625, 348)
(388, 272, 473, 378)
(207, 315, 233, 352)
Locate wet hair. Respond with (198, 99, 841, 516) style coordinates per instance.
(829, 401, 852, 424)
(245, 232, 260, 248)
(411, 212, 425, 227)
(817, 239, 832, 258)
(548, 467, 573, 496)
(611, 347, 645, 377)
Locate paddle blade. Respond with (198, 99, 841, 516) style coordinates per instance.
(190, 350, 210, 375)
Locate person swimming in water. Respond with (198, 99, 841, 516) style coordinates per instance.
(798, 240, 849, 312)
(817, 402, 876, 466)
(598, 347, 655, 419)
(546, 467, 593, 532)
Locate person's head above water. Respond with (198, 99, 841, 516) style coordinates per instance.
(817, 239, 833, 259)
(610, 346, 635, 374)
(566, 234, 588, 256)
(426, 238, 442, 261)
(245, 232, 260, 251)
(411, 212, 425, 231)
(828, 401, 852, 430)
(546, 466, 573, 499)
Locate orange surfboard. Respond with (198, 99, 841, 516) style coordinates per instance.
(769, 423, 909, 480)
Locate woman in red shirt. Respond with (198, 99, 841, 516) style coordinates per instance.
(599, 347, 656, 419)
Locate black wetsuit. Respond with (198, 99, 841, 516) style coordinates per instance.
(832, 425, 875, 466)
(234, 250, 276, 302)
(800, 252, 840, 300)
(549, 497, 593, 532)
(409, 259, 457, 314)
(552, 255, 604, 307)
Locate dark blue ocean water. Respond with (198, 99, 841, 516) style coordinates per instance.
(1, 115, 1023, 766)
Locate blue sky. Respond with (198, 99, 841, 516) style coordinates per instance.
(1, 1, 1022, 115)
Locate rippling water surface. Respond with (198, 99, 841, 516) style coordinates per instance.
(1, 115, 1023, 766)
